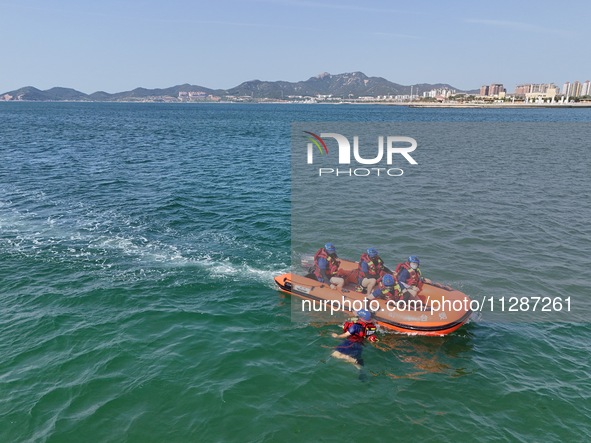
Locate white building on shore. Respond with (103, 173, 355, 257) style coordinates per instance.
(422, 88, 455, 100)
(562, 80, 590, 98)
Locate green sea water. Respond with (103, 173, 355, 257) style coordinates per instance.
(1, 103, 590, 442)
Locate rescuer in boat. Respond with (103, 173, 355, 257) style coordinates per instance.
(313, 242, 345, 291)
(368, 273, 403, 301)
(331, 309, 378, 368)
(395, 255, 432, 301)
(356, 247, 388, 296)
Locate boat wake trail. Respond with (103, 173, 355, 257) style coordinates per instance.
(0, 186, 287, 288)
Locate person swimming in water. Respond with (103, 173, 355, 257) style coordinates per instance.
(331, 309, 378, 369)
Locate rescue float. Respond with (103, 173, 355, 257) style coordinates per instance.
(274, 257, 473, 336)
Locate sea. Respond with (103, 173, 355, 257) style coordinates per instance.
(0, 102, 590, 442)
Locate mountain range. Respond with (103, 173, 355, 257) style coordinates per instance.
(1, 72, 477, 101)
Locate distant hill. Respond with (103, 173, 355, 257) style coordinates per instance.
(227, 72, 463, 98)
(1, 73, 470, 101)
(106, 84, 219, 101)
(3, 86, 90, 101)
(44, 87, 90, 101)
(1, 84, 218, 102)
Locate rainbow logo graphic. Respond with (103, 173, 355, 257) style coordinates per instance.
(304, 131, 328, 156)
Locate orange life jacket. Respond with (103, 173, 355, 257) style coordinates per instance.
(342, 319, 377, 343)
(313, 247, 341, 280)
(374, 279, 402, 301)
(357, 253, 385, 281)
(394, 262, 422, 287)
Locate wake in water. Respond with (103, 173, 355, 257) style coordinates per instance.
(0, 186, 288, 287)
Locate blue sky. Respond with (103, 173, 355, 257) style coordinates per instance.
(1, 0, 589, 93)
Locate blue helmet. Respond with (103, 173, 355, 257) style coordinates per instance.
(367, 247, 378, 258)
(357, 309, 372, 322)
(382, 274, 395, 287)
(324, 242, 336, 254)
(408, 255, 420, 265)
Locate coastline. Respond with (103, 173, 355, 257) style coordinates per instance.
(405, 102, 591, 108)
(2, 99, 591, 108)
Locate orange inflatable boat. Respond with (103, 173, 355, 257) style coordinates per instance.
(275, 258, 473, 336)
